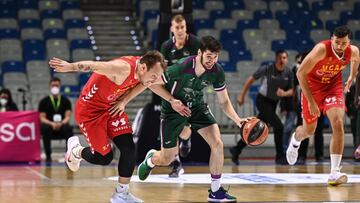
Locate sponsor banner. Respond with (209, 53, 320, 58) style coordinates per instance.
(108, 173, 360, 185)
(0, 111, 41, 162)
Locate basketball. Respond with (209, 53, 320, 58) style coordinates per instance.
(240, 118, 269, 146)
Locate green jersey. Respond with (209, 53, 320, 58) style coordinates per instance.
(161, 56, 226, 115)
(160, 34, 200, 66)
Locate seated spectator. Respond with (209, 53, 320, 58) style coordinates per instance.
(38, 77, 73, 163)
(0, 88, 18, 112)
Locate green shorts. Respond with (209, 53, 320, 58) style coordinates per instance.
(160, 104, 216, 148)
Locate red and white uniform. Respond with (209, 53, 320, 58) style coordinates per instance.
(302, 40, 351, 124)
(75, 56, 140, 155)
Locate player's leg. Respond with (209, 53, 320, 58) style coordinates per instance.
(326, 106, 348, 186)
(110, 133, 143, 203)
(197, 124, 236, 202)
(287, 94, 318, 165)
(138, 115, 186, 181)
(169, 125, 191, 177)
(66, 118, 113, 172)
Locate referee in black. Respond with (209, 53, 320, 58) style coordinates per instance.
(231, 50, 293, 165)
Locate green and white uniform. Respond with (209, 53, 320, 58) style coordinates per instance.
(160, 34, 200, 66)
(160, 56, 226, 148)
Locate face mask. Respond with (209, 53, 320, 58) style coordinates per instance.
(51, 87, 60, 95)
(0, 98, 8, 106)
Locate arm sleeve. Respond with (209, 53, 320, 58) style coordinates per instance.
(252, 65, 267, 80)
(213, 66, 226, 91)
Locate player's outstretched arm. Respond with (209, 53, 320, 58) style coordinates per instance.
(344, 45, 360, 93)
(49, 57, 128, 76)
(149, 84, 191, 117)
(216, 88, 248, 128)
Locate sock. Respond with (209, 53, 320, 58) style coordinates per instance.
(174, 155, 180, 162)
(291, 133, 301, 147)
(330, 154, 342, 173)
(211, 174, 221, 192)
(147, 156, 155, 168)
(116, 183, 129, 193)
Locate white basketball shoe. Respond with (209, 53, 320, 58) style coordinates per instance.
(328, 170, 348, 186)
(65, 136, 82, 172)
(110, 187, 144, 203)
(286, 133, 299, 165)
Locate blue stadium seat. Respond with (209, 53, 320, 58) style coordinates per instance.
(23, 39, 46, 61)
(271, 39, 293, 51)
(253, 10, 272, 21)
(302, 18, 323, 30)
(192, 0, 204, 9)
(0, 28, 20, 39)
(223, 39, 246, 51)
(288, 0, 309, 11)
(297, 39, 315, 52)
(0, 0, 16, 10)
(1, 61, 26, 73)
(311, 1, 332, 13)
(210, 10, 230, 19)
(325, 20, 341, 32)
(20, 19, 41, 28)
(340, 11, 360, 24)
(279, 19, 299, 31)
(224, 1, 245, 10)
(194, 19, 214, 30)
(61, 85, 80, 95)
(220, 29, 242, 42)
(65, 19, 86, 29)
(70, 39, 92, 51)
(287, 29, 310, 44)
(293, 10, 314, 22)
(230, 50, 252, 61)
(355, 2, 360, 14)
(275, 10, 292, 24)
(17, 0, 38, 9)
(23, 39, 44, 50)
(44, 28, 66, 39)
(355, 31, 360, 41)
(79, 73, 91, 88)
(61, 0, 81, 10)
(41, 9, 61, 19)
(218, 61, 236, 72)
(236, 20, 258, 32)
(0, 9, 16, 18)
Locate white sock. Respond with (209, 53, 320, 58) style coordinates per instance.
(330, 154, 342, 173)
(116, 183, 129, 193)
(147, 157, 155, 168)
(291, 134, 301, 147)
(211, 175, 221, 192)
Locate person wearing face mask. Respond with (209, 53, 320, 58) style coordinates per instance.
(0, 88, 18, 112)
(160, 14, 201, 178)
(38, 77, 73, 163)
(233, 50, 294, 165)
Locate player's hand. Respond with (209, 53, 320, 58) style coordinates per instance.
(308, 100, 320, 117)
(237, 94, 245, 106)
(109, 99, 126, 117)
(170, 99, 191, 117)
(49, 57, 74, 72)
(276, 88, 286, 97)
(344, 78, 353, 93)
(238, 116, 255, 128)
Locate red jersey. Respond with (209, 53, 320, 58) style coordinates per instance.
(75, 56, 140, 122)
(307, 40, 352, 95)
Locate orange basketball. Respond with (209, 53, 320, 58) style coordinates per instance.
(240, 118, 269, 146)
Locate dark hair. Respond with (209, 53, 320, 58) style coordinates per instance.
(0, 88, 14, 104)
(333, 26, 351, 38)
(275, 49, 288, 57)
(199, 36, 222, 53)
(50, 77, 61, 84)
(140, 50, 167, 71)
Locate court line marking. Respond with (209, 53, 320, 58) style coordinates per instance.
(25, 167, 50, 180)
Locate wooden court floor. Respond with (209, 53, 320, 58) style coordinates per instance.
(1, 160, 360, 203)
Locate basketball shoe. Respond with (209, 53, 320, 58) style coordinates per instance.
(110, 186, 143, 203)
(208, 186, 237, 202)
(168, 159, 184, 178)
(328, 170, 348, 186)
(286, 133, 299, 165)
(65, 136, 82, 172)
(138, 149, 156, 181)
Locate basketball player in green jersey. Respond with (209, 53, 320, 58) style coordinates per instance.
(160, 14, 201, 177)
(137, 36, 249, 202)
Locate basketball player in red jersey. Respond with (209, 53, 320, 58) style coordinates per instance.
(286, 26, 360, 186)
(48, 50, 191, 203)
